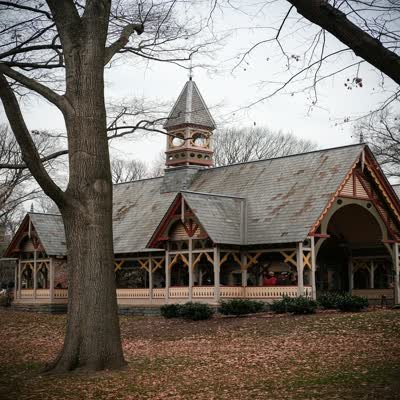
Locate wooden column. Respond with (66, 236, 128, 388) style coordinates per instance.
(213, 246, 220, 302)
(18, 260, 22, 299)
(33, 251, 37, 300)
(14, 260, 18, 300)
(296, 242, 304, 296)
(393, 243, 400, 305)
(310, 237, 317, 300)
(49, 258, 55, 302)
(165, 248, 170, 302)
(370, 260, 375, 289)
(188, 239, 193, 301)
(149, 257, 153, 302)
(348, 257, 354, 293)
(241, 253, 247, 288)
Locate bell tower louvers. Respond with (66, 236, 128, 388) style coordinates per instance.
(164, 77, 216, 168)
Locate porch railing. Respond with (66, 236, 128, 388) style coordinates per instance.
(116, 288, 150, 298)
(193, 286, 214, 298)
(169, 287, 189, 298)
(36, 289, 50, 298)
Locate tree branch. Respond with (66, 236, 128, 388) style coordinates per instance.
(0, 64, 71, 112)
(104, 23, 144, 65)
(0, 73, 66, 207)
(287, 0, 400, 85)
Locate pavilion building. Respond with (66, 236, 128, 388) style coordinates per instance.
(4, 78, 400, 310)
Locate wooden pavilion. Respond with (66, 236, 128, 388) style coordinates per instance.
(4, 78, 400, 310)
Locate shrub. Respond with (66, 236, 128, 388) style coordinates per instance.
(271, 296, 317, 315)
(160, 304, 181, 318)
(218, 299, 265, 316)
(178, 302, 214, 321)
(336, 294, 368, 312)
(317, 291, 344, 309)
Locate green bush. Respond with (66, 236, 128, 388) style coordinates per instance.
(218, 299, 265, 316)
(336, 294, 368, 312)
(317, 291, 344, 309)
(271, 296, 317, 315)
(179, 302, 214, 321)
(160, 304, 181, 318)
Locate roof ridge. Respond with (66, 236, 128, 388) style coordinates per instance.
(113, 175, 164, 186)
(200, 143, 365, 171)
(181, 190, 245, 200)
(29, 212, 61, 217)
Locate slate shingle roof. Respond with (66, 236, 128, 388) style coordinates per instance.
(29, 213, 66, 256)
(29, 144, 366, 256)
(392, 184, 400, 198)
(181, 191, 245, 245)
(163, 79, 216, 130)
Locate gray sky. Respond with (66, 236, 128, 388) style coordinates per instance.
(2, 1, 398, 166)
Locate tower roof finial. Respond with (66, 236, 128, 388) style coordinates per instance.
(189, 55, 193, 81)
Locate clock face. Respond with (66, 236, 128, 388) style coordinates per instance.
(193, 134, 207, 147)
(171, 136, 185, 147)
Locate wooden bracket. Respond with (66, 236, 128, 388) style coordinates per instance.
(280, 251, 297, 267)
(114, 259, 125, 272)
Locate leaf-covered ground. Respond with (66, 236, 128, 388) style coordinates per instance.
(0, 308, 399, 399)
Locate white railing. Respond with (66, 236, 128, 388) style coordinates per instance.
(117, 288, 150, 299)
(20, 289, 34, 298)
(193, 286, 214, 298)
(36, 289, 50, 298)
(245, 286, 299, 298)
(153, 288, 166, 298)
(220, 286, 245, 298)
(169, 287, 189, 298)
(352, 288, 394, 300)
(54, 289, 68, 298)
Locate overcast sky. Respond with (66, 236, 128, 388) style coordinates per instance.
(2, 1, 398, 167)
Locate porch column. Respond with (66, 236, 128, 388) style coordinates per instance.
(241, 253, 247, 295)
(393, 243, 400, 304)
(149, 257, 153, 302)
(14, 261, 18, 300)
(213, 246, 220, 302)
(33, 251, 37, 300)
(165, 248, 170, 302)
(296, 242, 304, 296)
(188, 239, 193, 301)
(49, 258, 54, 302)
(310, 237, 317, 300)
(18, 260, 22, 299)
(370, 261, 375, 289)
(348, 257, 354, 293)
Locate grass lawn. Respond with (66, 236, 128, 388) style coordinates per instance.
(0, 308, 399, 399)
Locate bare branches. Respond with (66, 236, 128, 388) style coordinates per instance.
(0, 74, 65, 207)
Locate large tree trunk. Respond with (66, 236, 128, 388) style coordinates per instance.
(47, 6, 125, 371)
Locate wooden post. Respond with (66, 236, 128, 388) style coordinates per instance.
(49, 258, 54, 302)
(241, 253, 247, 286)
(18, 260, 22, 299)
(310, 237, 317, 300)
(14, 260, 18, 300)
(33, 251, 37, 300)
(165, 247, 170, 302)
(370, 260, 375, 289)
(149, 257, 153, 302)
(214, 246, 220, 302)
(393, 243, 400, 305)
(188, 239, 193, 301)
(348, 257, 354, 293)
(296, 242, 304, 296)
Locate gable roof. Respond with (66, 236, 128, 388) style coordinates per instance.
(163, 79, 216, 130)
(9, 144, 372, 256)
(181, 191, 246, 245)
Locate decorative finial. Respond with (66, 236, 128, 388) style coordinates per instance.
(359, 131, 364, 144)
(30, 203, 34, 213)
(189, 55, 193, 81)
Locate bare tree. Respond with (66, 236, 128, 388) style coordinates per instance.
(213, 126, 316, 166)
(355, 108, 400, 177)
(111, 158, 149, 183)
(221, 0, 400, 117)
(0, 1, 215, 373)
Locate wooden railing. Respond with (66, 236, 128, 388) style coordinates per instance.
(20, 289, 34, 298)
(36, 289, 50, 298)
(352, 288, 394, 300)
(193, 286, 214, 298)
(169, 287, 189, 298)
(153, 288, 166, 298)
(54, 289, 68, 298)
(117, 288, 150, 298)
(220, 286, 245, 298)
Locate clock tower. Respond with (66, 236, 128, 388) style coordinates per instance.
(164, 77, 216, 168)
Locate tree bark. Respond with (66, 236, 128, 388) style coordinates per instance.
(287, 0, 400, 85)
